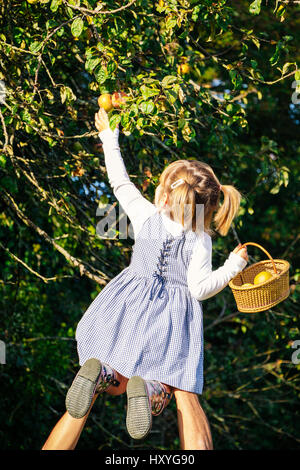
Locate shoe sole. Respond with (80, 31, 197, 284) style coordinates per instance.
(126, 376, 152, 440)
(65, 358, 102, 419)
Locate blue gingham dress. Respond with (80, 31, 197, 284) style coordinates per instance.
(76, 210, 204, 393)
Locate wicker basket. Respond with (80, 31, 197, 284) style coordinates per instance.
(229, 242, 290, 313)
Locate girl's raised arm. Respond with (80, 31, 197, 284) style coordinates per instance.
(95, 109, 156, 239)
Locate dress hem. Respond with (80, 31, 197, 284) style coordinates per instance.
(78, 352, 203, 395)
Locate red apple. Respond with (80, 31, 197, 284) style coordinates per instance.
(112, 91, 128, 108)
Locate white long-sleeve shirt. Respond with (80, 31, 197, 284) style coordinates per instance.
(98, 127, 247, 301)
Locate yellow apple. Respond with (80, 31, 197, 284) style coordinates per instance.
(177, 63, 191, 75)
(253, 271, 273, 285)
(98, 93, 113, 112)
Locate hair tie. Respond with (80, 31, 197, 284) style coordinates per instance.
(170, 178, 185, 189)
(219, 184, 223, 191)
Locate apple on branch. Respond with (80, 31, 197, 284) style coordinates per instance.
(111, 92, 128, 108)
(177, 63, 191, 75)
(98, 94, 113, 112)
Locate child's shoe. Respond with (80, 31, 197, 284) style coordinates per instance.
(126, 376, 173, 440)
(66, 358, 120, 419)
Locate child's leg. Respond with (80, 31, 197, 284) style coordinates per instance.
(106, 370, 128, 395)
(174, 389, 213, 450)
(66, 359, 126, 418)
(42, 370, 128, 450)
(42, 394, 99, 450)
(126, 377, 173, 440)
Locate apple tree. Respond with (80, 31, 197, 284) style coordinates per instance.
(0, 0, 299, 449)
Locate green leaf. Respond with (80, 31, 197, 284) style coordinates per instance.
(161, 75, 177, 88)
(0, 154, 6, 168)
(129, 103, 139, 116)
(140, 101, 155, 114)
(60, 85, 76, 104)
(249, 0, 262, 15)
(29, 41, 42, 53)
(282, 62, 294, 75)
(165, 89, 178, 104)
(250, 60, 258, 69)
(270, 41, 285, 66)
(71, 18, 84, 38)
(107, 60, 117, 75)
(229, 70, 243, 89)
(270, 183, 281, 194)
(252, 37, 260, 49)
(165, 16, 177, 30)
(56, 27, 64, 37)
(20, 109, 31, 124)
(178, 118, 185, 130)
(121, 112, 130, 127)
(94, 67, 107, 84)
(275, 4, 285, 17)
(85, 57, 101, 72)
(192, 5, 201, 22)
(96, 42, 106, 53)
(109, 114, 121, 131)
(281, 167, 289, 187)
(140, 85, 159, 100)
(50, 0, 62, 12)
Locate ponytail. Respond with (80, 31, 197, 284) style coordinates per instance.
(214, 185, 241, 236)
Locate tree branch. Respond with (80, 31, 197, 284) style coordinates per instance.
(1, 190, 108, 286)
(0, 241, 74, 283)
(62, 0, 137, 16)
(0, 109, 9, 148)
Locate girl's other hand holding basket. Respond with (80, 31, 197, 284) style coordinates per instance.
(233, 243, 248, 263)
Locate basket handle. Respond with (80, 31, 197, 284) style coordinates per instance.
(240, 242, 278, 275)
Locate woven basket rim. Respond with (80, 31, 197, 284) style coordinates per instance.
(229, 258, 290, 290)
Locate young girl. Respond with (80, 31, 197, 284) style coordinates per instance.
(42, 108, 248, 450)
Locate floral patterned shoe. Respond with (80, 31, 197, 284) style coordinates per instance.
(126, 376, 173, 440)
(65, 358, 120, 419)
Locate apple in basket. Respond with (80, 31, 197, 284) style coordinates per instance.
(253, 271, 273, 285)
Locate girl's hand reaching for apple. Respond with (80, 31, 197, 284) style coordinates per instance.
(95, 108, 110, 133)
(232, 243, 248, 262)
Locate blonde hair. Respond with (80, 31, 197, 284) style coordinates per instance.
(154, 159, 242, 236)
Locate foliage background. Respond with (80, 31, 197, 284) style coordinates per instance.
(0, 0, 299, 450)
